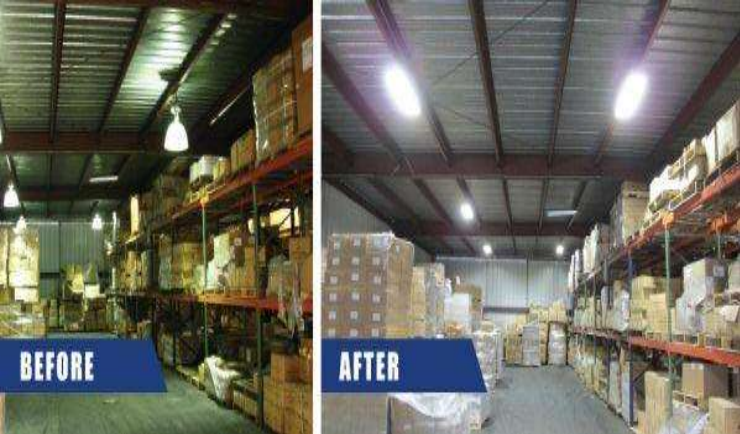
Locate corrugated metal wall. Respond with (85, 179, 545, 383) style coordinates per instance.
(322, 181, 431, 263)
(4, 221, 107, 298)
(438, 257, 569, 328)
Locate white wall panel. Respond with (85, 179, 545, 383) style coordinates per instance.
(322, 182, 431, 263)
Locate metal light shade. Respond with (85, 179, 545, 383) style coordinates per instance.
(4, 184, 19, 209)
(92, 213, 103, 231)
(164, 106, 189, 152)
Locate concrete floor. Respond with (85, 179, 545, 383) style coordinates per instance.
(485, 366, 634, 434)
(5, 370, 262, 434)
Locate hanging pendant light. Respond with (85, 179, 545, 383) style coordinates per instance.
(4, 184, 19, 209)
(92, 213, 103, 231)
(164, 104, 188, 152)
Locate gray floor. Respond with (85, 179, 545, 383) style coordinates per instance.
(484, 366, 634, 434)
(6, 370, 261, 434)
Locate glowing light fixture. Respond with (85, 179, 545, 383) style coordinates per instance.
(614, 70, 648, 121)
(546, 209, 577, 218)
(460, 202, 475, 222)
(384, 64, 421, 117)
(14, 215, 26, 234)
(164, 104, 188, 152)
(556, 244, 565, 256)
(92, 213, 103, 231)
(482, 243, 492, 256)
(4, 184, 19, 209)
(89, 175, 118, 184)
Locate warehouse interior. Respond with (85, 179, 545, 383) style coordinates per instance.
(322, 1, 740, 434)
(0, 1, 312, 434)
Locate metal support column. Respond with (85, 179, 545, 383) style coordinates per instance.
(592, 276, 596, 388)
(664, 229, 673, 417)
(717, 232, 723, 260)
(252, 183, 264, 428)
(201, 204, 209, 359)
(627, 251, 635, 425)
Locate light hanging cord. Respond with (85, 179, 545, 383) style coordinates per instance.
(164, 104, 189, 152)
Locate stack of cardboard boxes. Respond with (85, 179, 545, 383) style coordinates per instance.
(158, 235, 202, 293)
(9, 228, 39, 303)
(583, 223, 610, 274)
(265, 352, 312, 434)
(706, 100, 740, 174)
(644, 372, 671, 434)
(410, 264, 446, 337)
(322, 233, 414, 338)
(610, 182, 648, 248)
(676, 258, 727, 335)
(230, 130, 256, 174)
(629, 276, 682, 333)
(453, 283, 482, 331)
(707, 397, 740, 434)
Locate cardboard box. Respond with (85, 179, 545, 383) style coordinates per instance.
(292, 15, 312, 137)
(271, 352, 300, 383)
(645, 371, 671, 434)
(323, 394, 388, 434)
(716, 101, 740, 167)
(683, 362, 728, 400)
(709, 397, 740, 434)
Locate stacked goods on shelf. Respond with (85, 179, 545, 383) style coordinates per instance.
(253, 46, 297, 165)
(574, 297, 596, 329)
(504, 317, 525, 365)
(62, 264, 84, 298)
(629, 276, 682, 333)
(122, 251, 142, 292)
(453, 283, 482, 331)
(607, 280, 630, 332)
(0, 303, 45, 337)
(644, 371, 672, 434)
(9, 228, 39, 303)
(81, 297, 107, 331)
(410, 263, 447, 337)
(609, 182, 648, 248)
(521, 322, 540, 367)
(527, 305, 550, 364)
(158, 235, 202, 293)
(608, 359, 620, 411)
(676, 258, 726, 336)
(668, 138, 707, 193)
(388, 394, 472, 434)
(443, 293, 472, 337)
(583, 223, 610, 274)
(189, 156, 217, 188)
(213, 157, 230, 184)
(568, 249, 581, 292)
(130, 194, 143, 236)
(265, 351, 312, 434)
(547, 323, 566, 365)
(230, 130, 256, 174)
(322, 233, 414, 338)
(157, 329, 200, 366)
(292, 15, 312, 138)
(203, 356, 243, 406)
(707, 100, 740, 173)
(707, 397, 740, 434)
(681, 362, 728, 407)
(288, 236, 312, 301)
(150, 174, 188, 226)
(648, 166, 683, 215)
(548, 300, 568, 323)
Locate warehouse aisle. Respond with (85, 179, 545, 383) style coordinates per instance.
(6, 370, 260, 434)
(486, 367, 633, 434)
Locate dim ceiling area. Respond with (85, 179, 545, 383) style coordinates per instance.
(0, 0, 307, 218)
(322, 0, 740, 260)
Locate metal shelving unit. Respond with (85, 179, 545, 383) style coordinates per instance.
(110, 136, 313, 430)
(570, 154, 740, 424)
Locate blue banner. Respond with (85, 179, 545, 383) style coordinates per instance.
(322, 339, 486, 393)
(0, 339, 166, 393)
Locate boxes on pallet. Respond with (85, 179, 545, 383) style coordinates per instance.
(682, 362, 728, 401)
(151, 175, 187, 223)
(522, 322, 540, 367)
(9, 228, 39, 289)
(676, 258, 727, 334)
(292, 15, 312, 138)
(715, 101, 740, 170)
(272, 352, 300, 383)
(645, 371, 672, 434)
(548, 323, 566, 365)
(203, 356, 241, 406)
(583, 224, 610, 274)
(610, 182, 648, 248)
(189, 156, 217, 186)
(322, 233, 414, 338)
(708, 397, 740, 434)
(629, 276, 681, 332)
(389, 394, 472, 434)
(230, 130, 256, 174)
(648, 166, 683, 213)
(322, 394, 388, 434)
(454, 283, 482, 330)
(443, 293, 471, 337)
(213, 157, 230, 183)
(410, 264, 446, 337)
(254, 48, 296, 165)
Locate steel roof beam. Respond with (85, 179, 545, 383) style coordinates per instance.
(501, 179, 517, 254)
(548, 0, 577, 166)
(100, 8, 149, 132)
(396, 221, 588, 238)
(322, 45, 410, 170)
(50, 1, 66, 140)
(413, 178, 467, 255)
(140, 14, 226, 134)
(323, 127, 353, 167)
(38, 0, 290, 17)
(324, 151, 648, 181)
(366, 0, 454, 165)
(647, 30, 740, 170)
(468, 0, 504, 164)
(593, 0, 669, 164)
(21, 186, 129, 202)
(567, 180, 588, 230)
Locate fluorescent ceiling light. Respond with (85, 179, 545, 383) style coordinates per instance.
(164, 105, 189, 152)
(460, 202, 475, 222)
(614, 70, 648, 121)
(4, 184, 19, 209)
(384, 64, 421, 117)
(546, 209, 578, 218)
(556, 244, 565, 256)
(482, 243, 492, 256)
(89, 175, 118, 184)
(92, 213, 103, 231)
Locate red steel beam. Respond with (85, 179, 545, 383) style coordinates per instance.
(648, 30, 740, 169)
(468, 0, 504, 164)
(141, 14, 226, 134)
(100, 7, 149, 132)
(567, 180, 588, 230)
(325, 178, 398, 231)
(322, 44, 409, 170)
(322, 126, 353, 167)
(324, 150, 648, 181)
(593, 0, 669, 164)
(501, 179, 517, 253)
(50, 1, 66, 139)
(366, 0, 454, 165)
(548, 0, 578, 166)
(37, 0, 290, 17)
(368, 178, 419, 223)
(413, 179, 465, 255)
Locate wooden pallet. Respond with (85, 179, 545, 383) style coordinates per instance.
(645, 331, 668, 342)
(672, 333, 699, 345)
(700, 334, 734, 350)
(672, 390, 707, 411)
(707, 148, 740, 184)
(670, 142, 706, 178)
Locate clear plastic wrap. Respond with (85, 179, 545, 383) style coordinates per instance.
(547, 323, 566, 365)
(657, 402, 708, 434)
(522, 322, 540, 367)
(389, 394, 473, 434)
(444, 293, 471, 337)
(253, 49, 296, 164)
(203, 356, 242, 405)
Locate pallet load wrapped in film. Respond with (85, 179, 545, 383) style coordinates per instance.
(453, 282, 483, 331)
(253, 47, 297, 165)
(322, 233, 414, 338)
(547, 323, 566, 366)
(608, 280, 630, 332)
(9, 227, 39, 303)
(707, 99, 740, 174)
(521, 322, 540, 367)
(470, 322, 500, 428)
(203, 356, 242, 406)
(610, 182, 648, 248)
(676, 258, 727, 335)
(410, 264, 446, 337)
(443, 293, 472, 337)
(389, 394, 473, 434)
(645, 371, 672, 434)
(583, 224, 610, 274)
